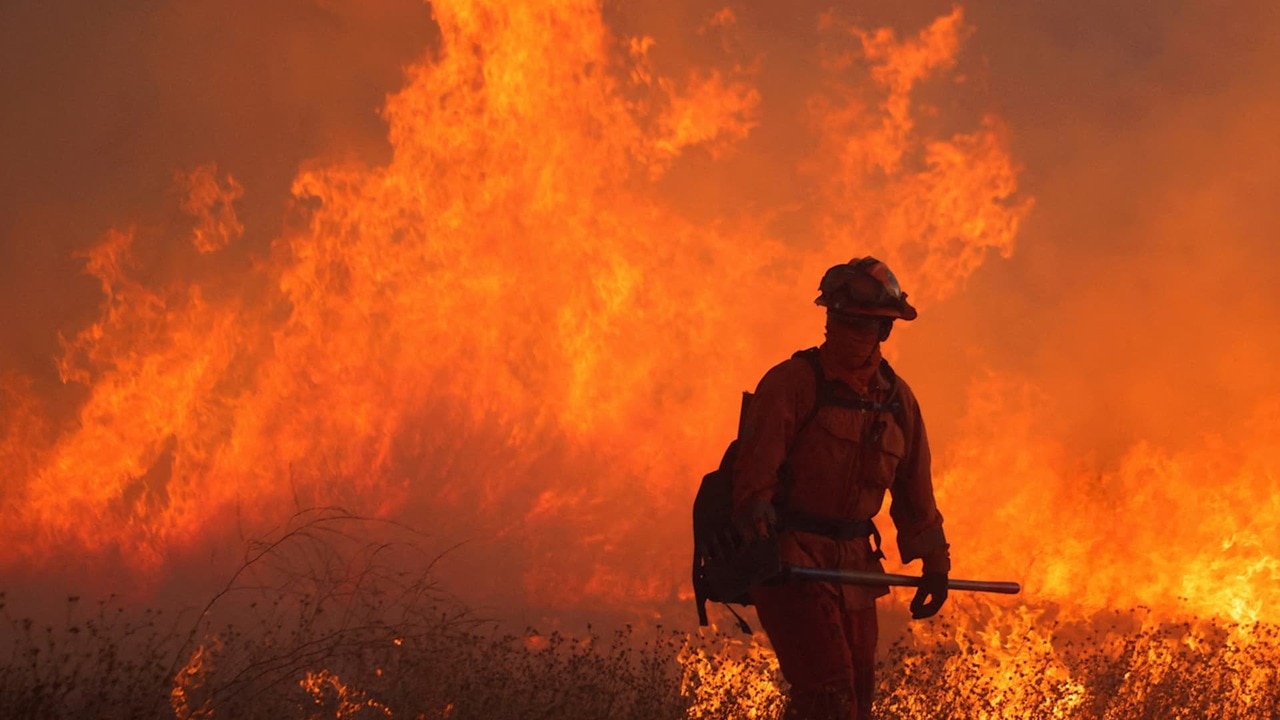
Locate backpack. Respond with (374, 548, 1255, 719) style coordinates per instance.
(691, 347, 902, 631)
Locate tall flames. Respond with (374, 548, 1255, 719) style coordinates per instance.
(3, 0, 1278, 714)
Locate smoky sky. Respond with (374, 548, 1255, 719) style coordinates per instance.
(4, 0, 1279, 515)
(0, 0, 437, 398)
(920, 0, 1280, 459)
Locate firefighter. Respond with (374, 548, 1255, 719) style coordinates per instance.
(731, 257, 950, 720)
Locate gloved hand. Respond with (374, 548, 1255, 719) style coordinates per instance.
(732, 498, 777, 542)
(910, 572, 948, 619)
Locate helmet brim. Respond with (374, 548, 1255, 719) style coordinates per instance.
(819, 298, 918, 321)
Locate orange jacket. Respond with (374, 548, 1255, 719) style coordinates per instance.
(732, 343, 950, 608)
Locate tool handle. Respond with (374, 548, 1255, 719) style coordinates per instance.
(787, 566, 1021, 595)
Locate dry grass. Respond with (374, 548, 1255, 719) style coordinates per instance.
(3, 512, 1278, 719)
(877, 609, 1280, 719)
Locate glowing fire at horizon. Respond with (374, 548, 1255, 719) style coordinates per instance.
(2, 0, 1277, 659)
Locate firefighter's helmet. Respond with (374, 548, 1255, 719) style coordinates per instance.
(815, 257, 918, 321)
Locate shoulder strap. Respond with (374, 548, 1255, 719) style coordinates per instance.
(791, 347, 830, 432)
(774, 348, 830, 508)
(776, 349, 906, 508)
(877, 358, 906, 430)
(795, 348, 901, 415)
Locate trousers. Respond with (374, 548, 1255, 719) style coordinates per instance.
(752, 580, 879, 720)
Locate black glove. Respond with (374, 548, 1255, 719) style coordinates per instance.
(910, 572, 948, 619)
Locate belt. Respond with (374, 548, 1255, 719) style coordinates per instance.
(778, 509, 886, 561)
(780, 509, 878, 542)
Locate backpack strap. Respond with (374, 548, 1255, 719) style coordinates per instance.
(773, 348, 830, 508)
(876, 358, 906, 432)
(775, 349, 903, 526)
(792, 347, 832, 432)
(798, 348, 900, 414)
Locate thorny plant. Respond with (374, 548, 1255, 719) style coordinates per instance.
(3, 509, 1279, 719)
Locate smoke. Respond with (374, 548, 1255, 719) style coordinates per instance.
(2, 0, 1279, 630)
(910, 0, 1280, 457)
(0, 0, 438, 617)
(0, 0, 434, 394)
(899, 0, 1280, 623)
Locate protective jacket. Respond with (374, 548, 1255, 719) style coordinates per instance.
(731, 338, 950, 609)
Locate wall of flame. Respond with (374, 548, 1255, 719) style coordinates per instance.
(2, 0, 1279, 632)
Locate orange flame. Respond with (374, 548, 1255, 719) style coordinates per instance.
(937, 374, 1280, 624)
(172, 638, 221, 720)
(679, 634, 782, 718)
(6, 1, 1279, 715)
(177, 163, 245, 254)
(3, 3, 1027, 614)
(299, 669, 391, 720)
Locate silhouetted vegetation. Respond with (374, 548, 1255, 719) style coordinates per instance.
(3, 510, 1277, 719)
